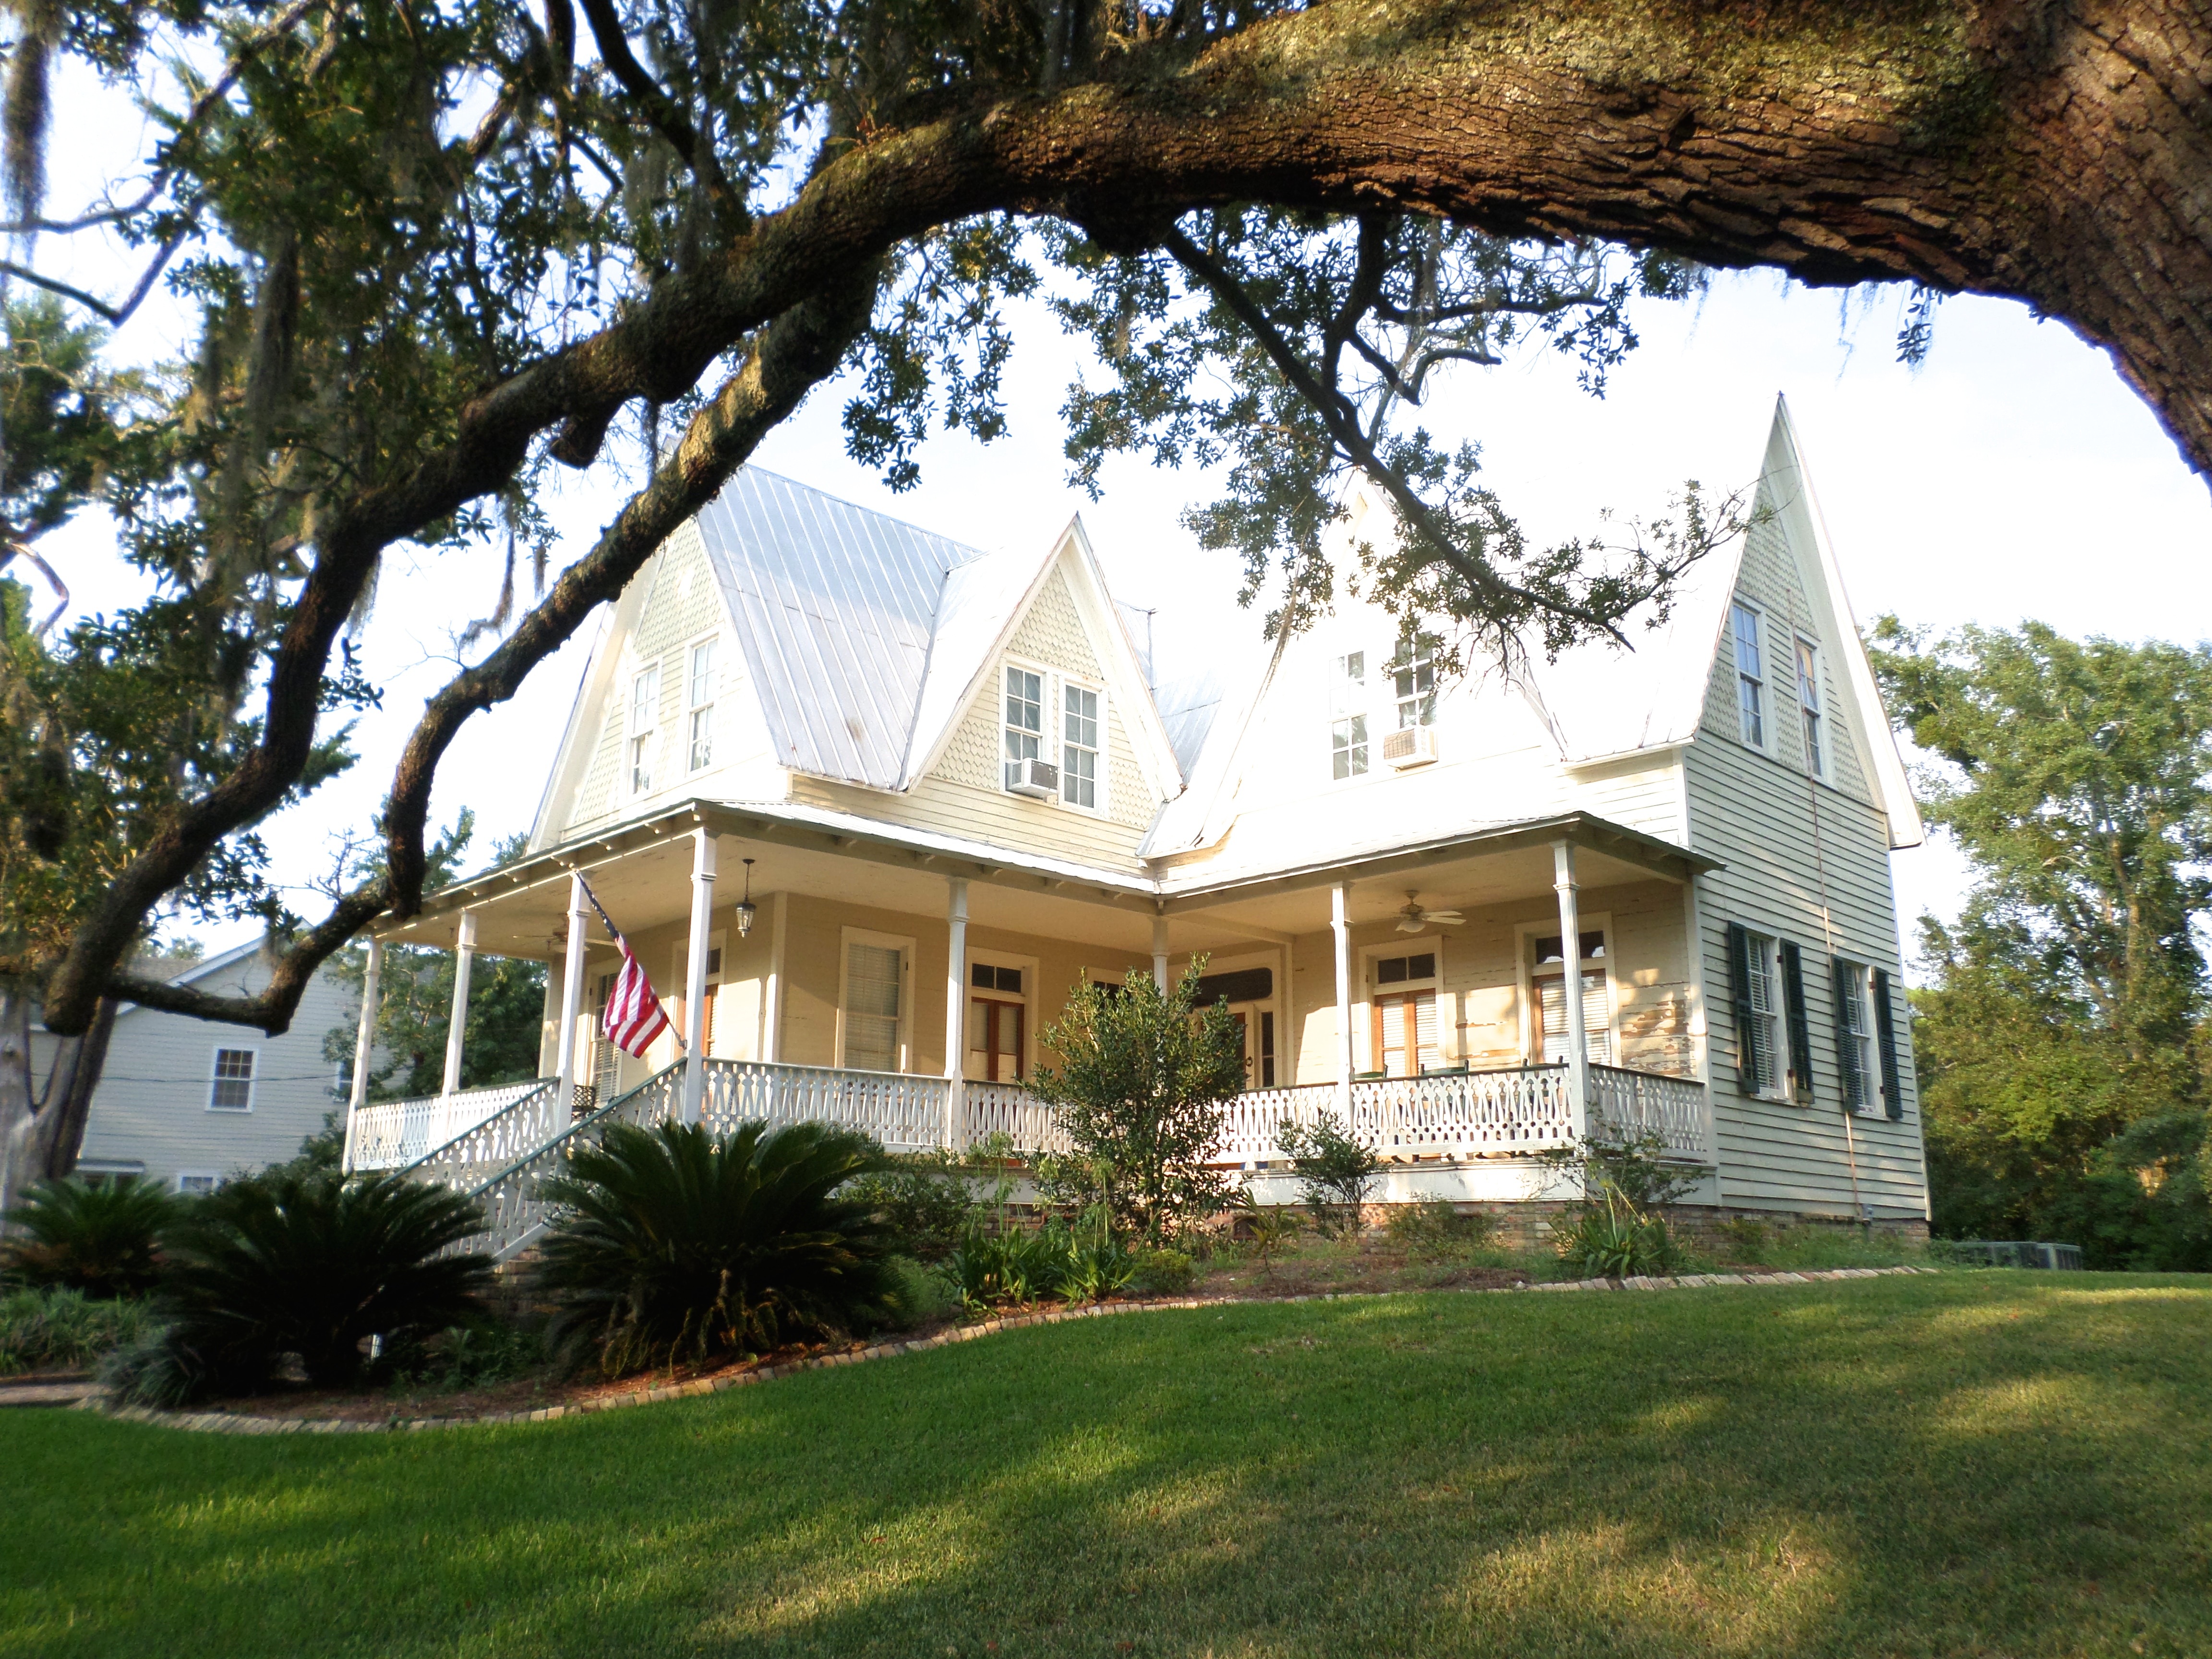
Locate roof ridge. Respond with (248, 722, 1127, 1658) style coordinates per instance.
(736, 463, 988, 572)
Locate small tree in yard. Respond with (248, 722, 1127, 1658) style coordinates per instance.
(1276, 1112, 1382, 1238)
(1031, 967, 1247, 1243)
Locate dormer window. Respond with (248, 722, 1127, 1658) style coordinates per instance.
(1004, 667, 1042, 767)
(1795, 637, 1825, 778)
(1389, 639, 1435, 729)
(1330, 650, 1368, 780)
(686, 637, 717, 773)
(1062, 682, 1100, 809)
(628, 663, 660, 796)
(1731, 603, 1766, 749)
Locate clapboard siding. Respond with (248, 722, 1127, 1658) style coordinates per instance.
(1565, 753, 1686, 844)
(1686, 476, 1926, 1220)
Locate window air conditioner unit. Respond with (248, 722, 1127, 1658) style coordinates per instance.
(1381, 725, 1438, 769)
(1005, 756, 1060, 798)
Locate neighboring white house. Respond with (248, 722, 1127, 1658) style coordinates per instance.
(347, 397, 1932, 1252)
(47, 942, 365, 1193)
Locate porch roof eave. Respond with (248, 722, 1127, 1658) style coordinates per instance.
(1152, 810, 1723, 917)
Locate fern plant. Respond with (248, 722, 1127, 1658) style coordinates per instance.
(2, 1175, 179, 1298)
(534, 1120, 904, 1377)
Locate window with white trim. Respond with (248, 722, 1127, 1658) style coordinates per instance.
(627, 663, 660, 795)
(1731, 602, 1766, 748)
(1741, 930, 1788, 1097)
(841, 935, 909, 1073)
(1531, 931, 1614, 1065)
(1837, 959, 1877, 1113)
(176, 1172, 219, 1197)
(208, 1047, 256, 1112)
(1004, 665, 1043, 771)
(1389, 639, 1435, 730)
(686, 637, 717, 773)
(1370, 950, 1441, 1077)
(1062, 682, 1100, 808)
(1329, 649, 1369, 780)
(1795, 636, 1825, 778)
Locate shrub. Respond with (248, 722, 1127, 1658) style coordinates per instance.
(534, 1120, 903, 1376)
(1387, 1199, 1498, 1255)
(376, 1320, 542, 1393)
(1130, 1247, 1196, 1296)
(938, 1215, 1137, 1310)
(0, 1286, 155, 1374)
(1239, 1201, 1304, 1273)
(1276, 1110, 1381, 1236)
(1552, 1190, 1683, 1278)
(110, 1168, 493, 1405)
(1714, 1216, 1774, 1263)
(1, 1175, 179, 1298)
(842, 1151, 986, 1262)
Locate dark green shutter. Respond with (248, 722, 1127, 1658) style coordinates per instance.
(1830, 956, 1858, 1112)
(1873, 968, 1903, 1119)
(1725, 922, 1760, 1094)
(1779, 940, 1815, 1105)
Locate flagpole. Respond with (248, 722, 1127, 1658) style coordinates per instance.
(578, 874, 685, 1056)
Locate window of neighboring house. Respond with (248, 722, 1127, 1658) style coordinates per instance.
(1004, 665, 1043, 785)
(1834, 957, 1877, 1113)
(1389, 638, 1435, 729)
(175, 1172, 219, 1197)
(1330, 650, 1368, 780)
(842, 937, 908, 1072)
(1531, 931, 1614, 1065)
(1731, 602, 1766, 748)
(208, 1047, 256, 1111)
(686, 637, 716, 773)
(1062, 682, 1101, 809)
(1729, 926, 1791, 1097)
(1370, 951, 1441, 1077)
(968, 962, 1027, 1082)
(1795, 637, 1825, 778)
(628, 663, 660, 795)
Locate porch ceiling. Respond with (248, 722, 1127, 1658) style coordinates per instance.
(374, 799, 1718, 961)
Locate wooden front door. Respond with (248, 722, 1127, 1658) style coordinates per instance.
(969, 996, 1025, 1082)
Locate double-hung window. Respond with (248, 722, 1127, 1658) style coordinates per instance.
(842, 937, 908, 1072)
(1004, 666, 1043, 775)
(1728, 925, 1798, 1098)
(209, 1047, 256, 1112)
(1062, 683, 1100, 808)
(1732, 603, 1766, 748)
(1795, 637, 1825, 778)
(686, 638, 716, 773)
(628, 663, 660, 796)
(1834, 958, 1877, 1113)
(1389, 640, 1435, 730)
(1371, 951, 1441, 1077)
(1330, 651, 1368, 780)
(1531, 931, 1614, 1065)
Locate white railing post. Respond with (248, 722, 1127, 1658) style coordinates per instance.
(1152, 912, 1170, 993)
(681, 828, 717, 1126)
(343, 938, 383, 1173)
(1551, 839, 1590, 1147)
(944, 877, 968, 1151)
(1332, 880, 1354, 1120)
(556, 874, 589, 1112)
(440, 910, 477, 1098)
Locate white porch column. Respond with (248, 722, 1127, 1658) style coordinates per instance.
(343, 938, 382, 1171)
(1552, 838, 1591, 1142)
(681, 829, 718, 1126)
(944, 877, 969, 1151)
(1151, 914, 1170, 993)
(555, 874, 589, 1109)
(1331, 881, 1354, 1117)
(440, 910, 477, 1097)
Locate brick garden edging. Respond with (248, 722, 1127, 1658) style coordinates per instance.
(88, 1264, 1939, 1437)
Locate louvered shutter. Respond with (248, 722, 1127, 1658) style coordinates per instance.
(1538, 973, 1611, 1064)
(1830, 956, 1861, 1112)
(1873, 968, 1903, 1119)
(1725, 922, 1760, 1094)
(1779, 941, 1815, 1105)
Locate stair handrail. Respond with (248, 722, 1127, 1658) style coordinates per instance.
(396, 1076, 560, 1176)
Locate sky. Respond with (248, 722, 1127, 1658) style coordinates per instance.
(23, 57, 2212, 972)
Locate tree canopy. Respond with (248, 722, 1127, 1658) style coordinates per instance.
(0, 0, 2205, 1070)
(1871, 620, 2212, 1270)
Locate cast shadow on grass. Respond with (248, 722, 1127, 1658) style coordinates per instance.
(4, 1274, 2209, 1658)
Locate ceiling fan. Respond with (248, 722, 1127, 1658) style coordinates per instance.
(1395, 890, 1465, 934)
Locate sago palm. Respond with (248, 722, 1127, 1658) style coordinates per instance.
(535, 1120, 901, 1376)
(2, 1175, 179, 1298)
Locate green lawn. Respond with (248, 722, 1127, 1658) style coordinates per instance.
(4, 1273, 2208, 1658)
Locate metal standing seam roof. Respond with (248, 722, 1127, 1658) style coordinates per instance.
(692, 468, 994, 791)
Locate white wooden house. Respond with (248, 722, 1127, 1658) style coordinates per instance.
(46, 943, 366, 1192)
(345, 398, 1929, 1253)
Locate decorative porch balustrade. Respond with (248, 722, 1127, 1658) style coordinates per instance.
(341, 1078, 556, 1173)
(376, 1055, 1712, 1259)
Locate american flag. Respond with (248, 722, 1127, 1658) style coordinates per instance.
(602, 936, 672, 1058)
(577, 876, 677, 1058)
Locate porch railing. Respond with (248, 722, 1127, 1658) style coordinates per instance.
(702, 1060, 950, 1150)
(962, 1078, 1070, 1155)
(342, 1078, 555, 1174)
(1588, 1064, 1712, 1162)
